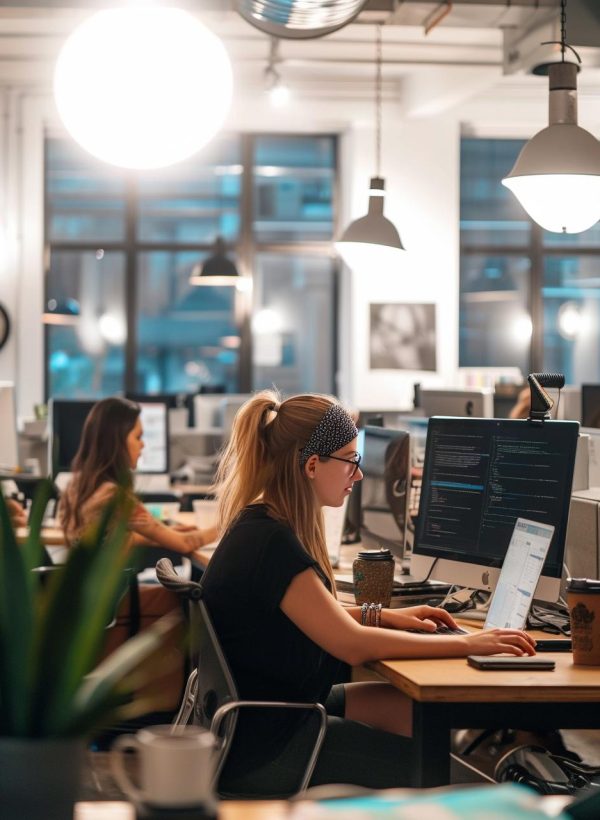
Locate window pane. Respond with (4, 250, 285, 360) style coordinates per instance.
(253, 135, 335, 243)
(542, 255, 600, 384)
(460, 138, 530, 249)
(45, 251, 126, 397)
(543, 223, 600, 248)
(136, 251, 240, 394)
(459, 254, 531, 372)
(136, 135, 242, 244)
(46, 138, 126, 242)
(252, 253, 335, 394)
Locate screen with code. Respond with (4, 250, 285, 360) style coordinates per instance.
(413, 417, 579, 579)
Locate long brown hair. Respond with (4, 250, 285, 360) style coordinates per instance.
(59, 397, 140, 534)
(215, 389, 345, 593)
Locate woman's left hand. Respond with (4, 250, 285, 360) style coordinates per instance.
(170, 523, 196, 532)
(381, 605, 459, 633)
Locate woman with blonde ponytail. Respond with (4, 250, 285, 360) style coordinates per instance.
(201, 390, 536, 796)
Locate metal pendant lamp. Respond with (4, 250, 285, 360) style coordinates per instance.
(335, 25, 405, 273)
(502, 0, 600, 234)
(236, 0, 367, 39)
(189, 237, 240, 286)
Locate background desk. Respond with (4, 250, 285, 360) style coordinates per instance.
(368, 648, 600, 787)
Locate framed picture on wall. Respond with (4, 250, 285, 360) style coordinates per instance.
(369, 303, 436, 371)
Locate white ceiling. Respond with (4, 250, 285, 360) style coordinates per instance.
(0, 1, 597, 124)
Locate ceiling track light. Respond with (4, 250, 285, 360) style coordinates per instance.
(502, 0, 600, 234)
(335, 24, 405, 273)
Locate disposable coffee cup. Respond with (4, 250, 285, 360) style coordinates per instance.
(192, 499, 219, 530)
(567, 578, 600, 665)
(353, 548, 395, 607)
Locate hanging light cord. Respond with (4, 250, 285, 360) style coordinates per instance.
(541, 0, 581, 64)
(375, 24, 382, 178)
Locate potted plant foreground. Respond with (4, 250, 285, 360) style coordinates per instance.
(0, 483, 181, 820)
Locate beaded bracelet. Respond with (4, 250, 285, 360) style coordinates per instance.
(361, 602, 383, 627)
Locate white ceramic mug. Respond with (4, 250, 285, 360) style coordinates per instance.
(110, 725, 216, 808)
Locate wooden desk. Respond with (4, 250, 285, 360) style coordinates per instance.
(368, 648, 600, 788)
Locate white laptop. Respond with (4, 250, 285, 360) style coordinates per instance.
(484, 518, 555, 630)
(324, 498, 349, 568)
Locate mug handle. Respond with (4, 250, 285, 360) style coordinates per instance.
(110, 734, 146, 803)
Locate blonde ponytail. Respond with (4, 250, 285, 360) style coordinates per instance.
(215, 389, 340, 593)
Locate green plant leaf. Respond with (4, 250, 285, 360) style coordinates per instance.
(0, 492, 34, 734)
(65, 610, 181, 736)
(21, 479, 52, 577)
(26, 490, 134, 735)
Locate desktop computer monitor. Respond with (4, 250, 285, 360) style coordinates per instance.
(582, 385, 600, 428)
(134, 400, 170, 475)
(359, 426, 410, 561)
(48, 399, 97, 476)
(411, 416, 579, 602)
(420, 388, 494, 419)
(0, 382, 19, 471)
(49, 397, 169, 477)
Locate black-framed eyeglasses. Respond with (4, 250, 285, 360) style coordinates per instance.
(321, 452, 362, 476)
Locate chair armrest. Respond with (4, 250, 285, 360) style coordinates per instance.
(211, 700, 327, 794)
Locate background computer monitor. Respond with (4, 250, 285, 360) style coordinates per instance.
(555, 386, 581, 422)
(134, 400, 170, 475)
(411, 416, 579, 602)
(359, 426, 410, 561)
(48, 398, 96, 476)
(0, 382, 19, 471)
(582, 385, 600, 428)
(49, 396, 169, 476)
(420, 387, 494, 419)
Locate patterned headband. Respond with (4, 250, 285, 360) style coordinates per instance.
(299, 404, 358, 468)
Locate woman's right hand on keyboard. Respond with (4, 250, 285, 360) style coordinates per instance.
(464, 628, 536, 656)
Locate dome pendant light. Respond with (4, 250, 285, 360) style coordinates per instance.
(336, 25, 405, 272)
(502, 0, 600, 234)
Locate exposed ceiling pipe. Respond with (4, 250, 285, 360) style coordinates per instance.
(423, 2, 454, 35)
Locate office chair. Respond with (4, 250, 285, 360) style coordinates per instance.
(155, 558, 328, 797)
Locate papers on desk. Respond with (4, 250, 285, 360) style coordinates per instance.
(290, 783, 569, 819)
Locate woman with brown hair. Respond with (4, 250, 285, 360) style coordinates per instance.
(59, 397, 213, 553)
(200, 390, 536, 796)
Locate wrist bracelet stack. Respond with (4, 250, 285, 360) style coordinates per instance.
(361, 602, 383, 627)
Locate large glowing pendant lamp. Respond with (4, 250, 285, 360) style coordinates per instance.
(335, 25, 405, 272)
(54, 5, 233, 170)
(502, 1, 600, 234)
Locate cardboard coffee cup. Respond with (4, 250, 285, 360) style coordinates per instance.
(567, 578, 600, 665)
(353, 548, 395, 607)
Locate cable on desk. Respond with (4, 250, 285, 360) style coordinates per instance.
(527, 603, 571, 636)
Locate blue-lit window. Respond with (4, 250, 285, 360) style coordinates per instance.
(460, 138, 600, 384)
(45, 134, 337, 400)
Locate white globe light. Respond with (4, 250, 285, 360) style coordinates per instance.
(503, 174, 600, 234)
(54, 6, 233, 170)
